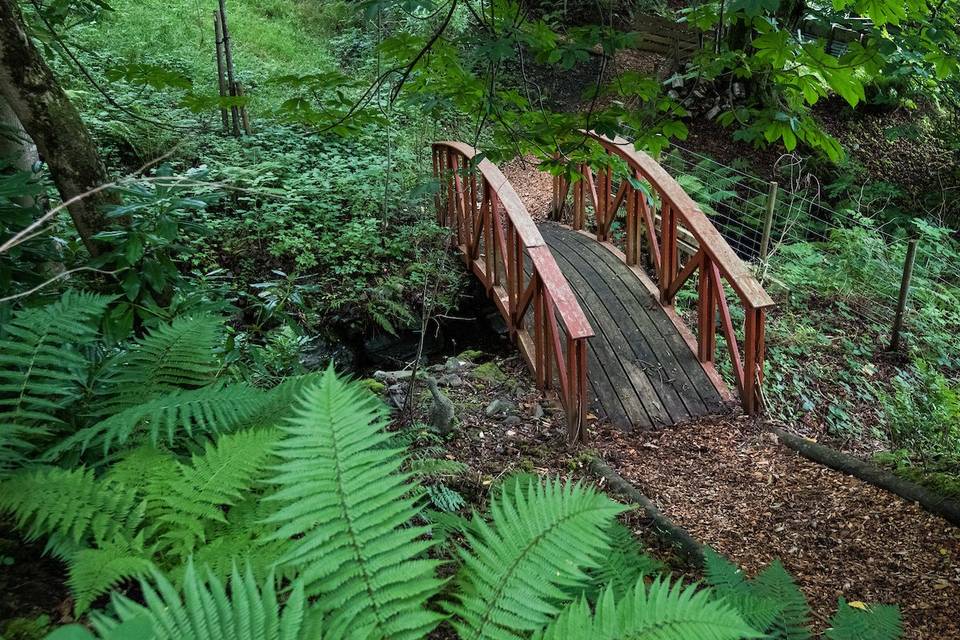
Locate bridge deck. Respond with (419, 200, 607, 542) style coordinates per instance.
(539, 224, 725, 429)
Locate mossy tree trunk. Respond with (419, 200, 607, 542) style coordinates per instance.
(0, 0, 116, 256)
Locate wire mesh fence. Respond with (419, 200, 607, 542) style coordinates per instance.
(655, 141, 960, 335)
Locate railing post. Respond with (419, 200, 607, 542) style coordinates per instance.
(743, 307, 758, 414)
(660, 204, 677, 303)
(626, 186, 637, 265)
(759, 180, 778, 263)
(697, 256, 716, 363)
(534, 277, 546, 388)
(888, 238, 918, 351)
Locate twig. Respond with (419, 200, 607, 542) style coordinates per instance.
(0, 267, 126, 303)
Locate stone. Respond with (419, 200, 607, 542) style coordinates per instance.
(438, 374, 464, 387)
(503, 415, 522, 427)
(484, 398, 515, 417)
(530, 403, 545, 420)
(472, 361, 508, 385)
(457, 349, 484, 362)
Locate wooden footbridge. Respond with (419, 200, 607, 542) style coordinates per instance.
(432, 134, 775, 444)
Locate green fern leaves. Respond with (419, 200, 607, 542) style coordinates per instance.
(0, 466, 142, 546)
(826, 599, 902, 640)
(156, 427, 278, 555)
(703, 549, 901, 640)
(264, 367, 443, 639)
(103, 314, 222, 394)
(67, 533, 156, 614)
(446, 475, 625, 640)
(49, 383, 273, 458)
(532, 577, 763, 640)
(0, 291, 111, 474)
(89, 561, 307, 640)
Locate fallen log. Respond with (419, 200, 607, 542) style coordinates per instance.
(588, 457, 705, 566)
(769, 426, 960, 528)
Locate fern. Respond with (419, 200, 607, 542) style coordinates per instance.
(532, 577, 763, 640)
(0, 466, 142, 546)
(424, 482, 466, 512)
(263, 366, 444, 639)
(67, 532, 155, 614)
(704, 549, 810, 638)
(185, 497, 287, 583)
(47, 382, 272, 459)
(0, 291, 110, 474)
(584, 522, 664, 600)
(153, 427, 278, 556)
(445, 475, 625, 640)
(92, 315, 223, 416)
(87, 561, 308, 640)
(752, 561, 812, 640)
(826, 599, 902, 640)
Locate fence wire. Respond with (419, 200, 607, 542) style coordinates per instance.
(653, 142, 959, 332)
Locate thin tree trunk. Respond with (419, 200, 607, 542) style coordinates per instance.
(217, 0, 242, 137)
(0, 0, 116, 256)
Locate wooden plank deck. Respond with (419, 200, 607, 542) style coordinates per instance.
(538, 223, 724, 429)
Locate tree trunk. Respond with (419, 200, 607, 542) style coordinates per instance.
(0, 94, 40, 208)
(0, 0, 116, 256)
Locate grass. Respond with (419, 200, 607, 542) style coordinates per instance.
(74, 0, 340, 110)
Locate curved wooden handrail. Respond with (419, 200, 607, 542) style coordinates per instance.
(551, 132, 775, 415)
(582, 133, 774, 310)
(433, 141, 594, 443)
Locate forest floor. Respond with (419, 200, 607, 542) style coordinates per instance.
(412, 353, 960, 639)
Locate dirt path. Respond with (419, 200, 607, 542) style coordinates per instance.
(595, 416, 960, 639)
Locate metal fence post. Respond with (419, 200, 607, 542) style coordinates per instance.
(759, 180, 778, 263)
(889, 239, 918, 351)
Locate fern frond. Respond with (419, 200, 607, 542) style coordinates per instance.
(532, 577, 764, 640)
(704, 549, 793, 635)
(154, 428, 278, 557)
(67, 532, 156, 614)
(46, 382, 271, 459)
(0, 291, 110, 474)
(752, 560, 812, 640)
(89, 561, 308, 640)
(0, 466, 142, 546)
(264, 367, 443, 640)
(825, 599, 902, 640)
(584, 522, 664, 600)
(424, 482, 466, 512)
(446, 475, 625, 640)
(92, 315, 222, 415)
(185, 497, 287, 583)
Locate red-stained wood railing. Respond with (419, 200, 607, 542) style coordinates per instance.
(551, 132, 776, 414)
(433, 142, 595, 444)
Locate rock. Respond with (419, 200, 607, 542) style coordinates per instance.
(457, 349, 484, 362)
(438, 374, 464, 387)
(386, 383, 406, 409)
(485, 398, 515, 417)
(503, 415, 522, 427)
(472, 361, 508, 385)
(373, 369, 414, 384)
(530, 404, 545, 420)
(359, 378, 386, 395)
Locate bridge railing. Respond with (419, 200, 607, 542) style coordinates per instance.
(432, 142, 594, 444)
(551, 132, 776, 414)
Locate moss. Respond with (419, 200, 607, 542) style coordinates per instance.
(457, 349, 484, 362)
(358, 378, 386, 395)
(472, 361, 508, 385)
